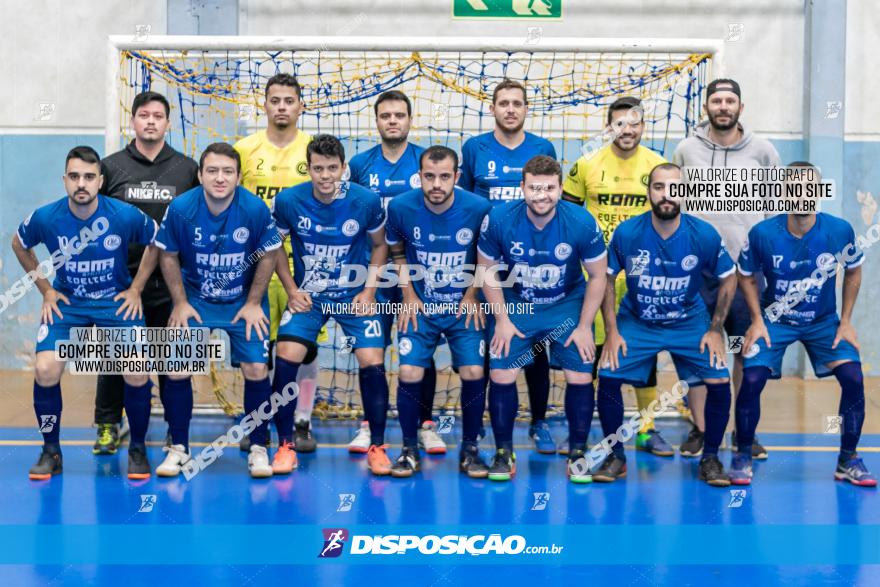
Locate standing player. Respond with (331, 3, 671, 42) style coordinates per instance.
(12, 146, 159, 480)
(672, 79, 781, 459)
(93, 91, 199, 456)
(154, 143, 281, 478)
(562, 96, 674, 457)
(348, 90, 445, 455)
(234, 73, 321, 454)
(385, 146, 491, 477)
(460, 79, 559, 454)
(732, 163, 875, 486)
(597, 163, 735, 486)
(477, 155, 608, 483)
(272, 135, 393, 476)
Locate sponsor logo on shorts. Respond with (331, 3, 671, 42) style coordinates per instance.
(37, 324, 49, 343)
(279, 311, 292, 326)
(743, 343, 760, 359)
(480, 215, 489, 233)
(233, 227, 250, 244)
(398, 337, 412, 356)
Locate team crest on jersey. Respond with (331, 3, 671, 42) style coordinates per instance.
(628, 249, 651, 276)
(297, 161, 308, 176)
(480, 215, 489, 233)
(681, 254, 699, 271)
(568, 163, 578, 177)
(409, 173, 421, 188)
(398, 337, 412, 356)
(816, 252, 836, 270)
(36, 324, 49, 343)
(641, 174, 649, 186)
(233, 227, 250, 244)
(554, 243, 572, 260)
(456, 228, 473, 245)
(103, 234, 122, 251)
(342, 219, 360, 237)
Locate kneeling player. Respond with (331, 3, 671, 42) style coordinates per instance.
(598, 163, 735, 486)
(272, 134, 393, 476)
(155, 143, 281, 478)
(13, 146, 159, 480)
(733, 162, 875, 487)
(478, 155, 608, 483)
(385, 146, 491, 477)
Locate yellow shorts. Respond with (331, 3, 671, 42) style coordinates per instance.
(268, 279, 328, 343)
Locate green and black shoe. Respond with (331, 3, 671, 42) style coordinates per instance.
(93, 424, 119, 455)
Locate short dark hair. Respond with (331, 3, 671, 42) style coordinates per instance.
(647, 162, 681, 185)
(132, 91, 170, 118)
(492, 79, 527, 105)
(199, 142, 241, 173)
(265, 73, 302, 99)
(607, 96, 642, 125)
(522, 155, 561, 182)
(787, 160, 820, 180)
(66, 145, 101, 169)
(419, 145, 459, 171)
(374, 90, 412, 117)
(306, 134, 345, 165)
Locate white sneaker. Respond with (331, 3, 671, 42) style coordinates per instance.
(248, 445, 273, 478)
(156, 444, 191, 477)
(348, 421, 371, 454)
(418, 420, 447, 455)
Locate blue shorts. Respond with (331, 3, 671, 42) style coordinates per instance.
(376, 285, 400, 348)
(190, 295, 270, 365)
(489, 295, 591, 373)
(701, 274, 758, 337)
(743, 313, 860, 379)
(598, 312, 730, 385)
(35, 298, 145, 353)
(398, 312, 485, 368)
(278, 295, 386, 350)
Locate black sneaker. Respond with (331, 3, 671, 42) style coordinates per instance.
(128, 445, 151, 480)
(699, 455, 731, 487)
(731, 430, 768, 460)
(459, 442, 489, 479)
(592, 453, 627, 482)
(567, 449, 592, 484)
(239, 434, 252, 453)
(29, 448, 62, 480)
(680, 425, 704, 457)
(294, 420, 317, 453)
(390, 446, 421, 478)
(488, 448, 516, 482)
(93, 424, 119, 455)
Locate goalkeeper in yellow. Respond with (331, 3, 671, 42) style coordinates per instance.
(233, 73, 321, 465)
(562, 96, 674, 457)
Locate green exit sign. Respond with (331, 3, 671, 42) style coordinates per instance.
(453, 0, 562, 19)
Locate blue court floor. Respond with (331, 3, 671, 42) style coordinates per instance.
(1, 419, 878, 586)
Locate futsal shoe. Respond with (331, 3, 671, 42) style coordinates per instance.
(636, 429, 674, 457)
(391, 446, 421, 478)
(459, 441, 489, 479)
(348, 421, 371, 454)
(294, 420, 317, 453)
(732, 430, 768, 460)
(127, 445, 151, 480)
(592, 453, 627, 482)
(367, 444, 392, 476)
(418, 420, 447, 455)
(29, 447, 62, 480)
(528, 420, 557, 454)
(698, 455, 731, 487)
(156, 444, 191, 477)
(728, 452, 753, 486)
(248, 445, 273, 478)
(488, 448, 516, 481)
(679, 425, 704, 457)
(567, 449, 593, 484)
(93, 423, 119, 455)
(834, 454, 878, 487)
(271, 441, 298, 474)
(239, 434, 252, 453)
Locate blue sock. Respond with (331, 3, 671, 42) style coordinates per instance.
(359, 365, 389, 446)
(597, 377, 625, 457)
(244, 377, 272, 446)
(124, 380, 153, 447)
(397, 379, 422, 448)
(163, 377, 193, 450)
(34, 382, 62, 447)
(489, 381, 518, 451)
(272, 357, 301, 445)
(157, 375, 169, 423)
(460, 377, 486, 443)
(833, 362, 865, 456)
(735, 367, 770, 453)
(420, 360, 437, 423)
(525, 346, 550, 423)
(566, 382, 595, 452)
(704, 381, 731, 456)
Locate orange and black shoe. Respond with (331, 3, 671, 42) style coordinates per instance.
(29, 447, 62, 480)
(272, 441, 299, 475)
(367, 444, 392, 476)
(127, 444, 151, 480)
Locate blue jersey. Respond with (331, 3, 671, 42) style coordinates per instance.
(608, 212, 735, 324)
(17, 196, 157, 301)
(155, 186, 281, 303)
(348, 142, 425, 210)
(273, 181, 385, 301)
(738, 213, 863, 326)
(477, 200, 606, 305)
(458, 131, 557, 206)
(386, 187, 491, 305)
